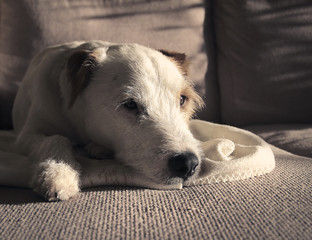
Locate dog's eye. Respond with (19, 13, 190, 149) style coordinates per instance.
(123, 99, 138, 110)
(180, 95, 188, 106)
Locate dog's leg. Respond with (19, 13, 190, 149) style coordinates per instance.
(77, 156, 183, 190)
(16, 134, 80, 201)
(83, 142, 114, 159)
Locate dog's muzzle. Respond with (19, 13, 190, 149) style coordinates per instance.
(168, 152, 199, 180)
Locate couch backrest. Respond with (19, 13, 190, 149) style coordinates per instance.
(3, 0, 311, 129)
(0, 0, 214, 130)
(205, 0, 312, 126)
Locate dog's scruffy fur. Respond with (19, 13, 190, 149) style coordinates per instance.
(13, 41, 204, 201)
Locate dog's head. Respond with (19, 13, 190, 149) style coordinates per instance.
(66, 43, 204, 187)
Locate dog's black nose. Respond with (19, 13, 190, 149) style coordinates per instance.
(168, 152, 199, 180)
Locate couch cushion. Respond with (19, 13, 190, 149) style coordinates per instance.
(1, 147, 311, 239)
(208, 0, 312, 125)
(0, 0, 213, 129)
(246, 124, 312, 158)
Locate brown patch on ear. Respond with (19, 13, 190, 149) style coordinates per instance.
(158, 49, 190, 76)
(66, 50, 99, 108)
(181, 86, 205, 120)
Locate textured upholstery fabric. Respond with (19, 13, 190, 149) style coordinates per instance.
(198, 0, 220, 122)
(1, 147, 311, 239)
(208, 0, 312, 125)
(246, 124, 312, 158)
(0, 0, 211, 129)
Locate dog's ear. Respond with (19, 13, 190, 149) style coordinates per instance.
(158, 49, 190, 76)
(66, 49, 104, 108)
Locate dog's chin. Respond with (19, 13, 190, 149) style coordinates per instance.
(150, 173, 198, 190)
(165, 177, 184, 186)
(141, 164, 201, 190)
(137, 172, 183, 190)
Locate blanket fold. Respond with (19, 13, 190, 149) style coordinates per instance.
(186, 120, 275, 185)
(0, 120, 275, 188)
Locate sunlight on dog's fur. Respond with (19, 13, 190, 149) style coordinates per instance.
(12, 41, 204, 201)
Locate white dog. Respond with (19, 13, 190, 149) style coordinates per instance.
(12, 41, 204, 201)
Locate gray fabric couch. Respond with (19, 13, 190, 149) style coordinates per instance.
(1, 0, 311, 239)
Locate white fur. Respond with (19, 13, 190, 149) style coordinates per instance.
(32, 159, 80, 201)
(12, 41, 203, 201)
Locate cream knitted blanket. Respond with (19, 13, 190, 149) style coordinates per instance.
(0, 120, 275, 188)
(187, 120, 275, 186)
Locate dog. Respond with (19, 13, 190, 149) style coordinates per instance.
(12, 41, 204, 201)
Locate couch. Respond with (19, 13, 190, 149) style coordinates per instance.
(1, 0, 311, 239)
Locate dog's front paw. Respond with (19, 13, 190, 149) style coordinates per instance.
(31, 159, 80, 201)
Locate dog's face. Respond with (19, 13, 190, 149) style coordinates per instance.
(66, 44, 204, 186)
